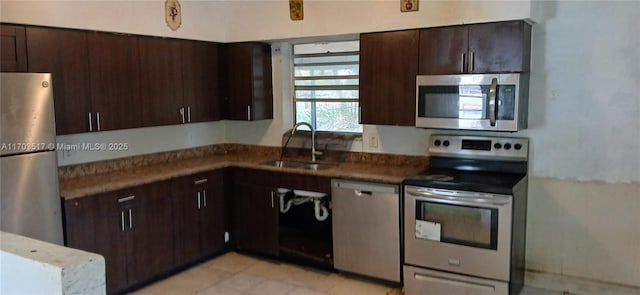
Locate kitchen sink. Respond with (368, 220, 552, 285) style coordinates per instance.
(260, 160, 335, 170)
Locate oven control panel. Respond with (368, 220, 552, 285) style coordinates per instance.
(429, 135, 528, 161)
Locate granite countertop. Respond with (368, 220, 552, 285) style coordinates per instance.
(60, 144, 428, 200)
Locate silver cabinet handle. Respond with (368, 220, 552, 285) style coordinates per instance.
(118, 195, 135, 203)
(187, 106, 191, 123)
(460, 53, 466, 73)
(203, 190, 207, 207)
(96, 112, 101, 131)
(358, 105, 361, 124)
(180, 107, 185, 124)
(271, 191, 275, 208)
(88, 112, 93, 132)
(197, 192, 201, 209)
(121, 211, 125, 232)
(128, 208, 133, 229)
(194, 179, 208, 185)
(469, 51, 475, 72)
(247, 105, 251, 121)
(489, 77, 498, 127)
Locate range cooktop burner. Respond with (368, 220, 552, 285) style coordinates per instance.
(417, 174, 454, 181)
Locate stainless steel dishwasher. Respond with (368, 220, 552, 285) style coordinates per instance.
(332, 179, 400, 282)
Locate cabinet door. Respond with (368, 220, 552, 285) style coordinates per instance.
(468, 21, 531, 73)
(234, 182, 278, 256)
(182, 40, 221, 122)
(94, 191, 131, 294)
(223, 42, 273, 121)
(0, 24, 27, 72)
(64, 197, 98, 252)
(26, 27, 92, 135)
(172, 175, 203, 266)
(360, 30, 419, 126)
(198, 170, 226, 257)
(87, 32, 142, 131)
(128, 182, 174, 284)
(139, 37, 184, 127)
(418, 26, 468, 75)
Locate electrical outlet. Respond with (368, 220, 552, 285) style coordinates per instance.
(401, 0, 419, 12)
(368, 134, 379, 148)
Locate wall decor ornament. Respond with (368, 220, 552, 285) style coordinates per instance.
(165, 0, 182, 31)
(401, 0, 419, 12)
(289, 0, 304, 21)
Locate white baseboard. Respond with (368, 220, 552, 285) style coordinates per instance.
(525, 270, 640, 295)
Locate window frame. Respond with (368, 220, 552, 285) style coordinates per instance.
(291, 41, 362, 134)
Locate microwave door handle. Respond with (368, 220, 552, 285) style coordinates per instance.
(406, 188, 510, 206)
(489, 77, 498, 127)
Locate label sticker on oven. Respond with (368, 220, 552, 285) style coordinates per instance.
(415, 220, 441, 241)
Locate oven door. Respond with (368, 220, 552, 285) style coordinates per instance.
(404, 185, 512, 281)
(415, 74, 522, 131)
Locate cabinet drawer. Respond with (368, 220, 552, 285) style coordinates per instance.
(403, 265, 509, 295)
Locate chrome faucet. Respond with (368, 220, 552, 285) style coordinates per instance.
(291, 122, 322, 162)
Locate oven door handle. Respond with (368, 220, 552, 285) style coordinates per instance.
(406, 188, 511, 206)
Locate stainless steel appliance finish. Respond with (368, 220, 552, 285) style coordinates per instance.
(0, 73, 63, 245)
(332, 180, 400, 282)
(404, 265, 509, 295)
(403, 134, 529, 295)
(404, 186, 513, 281)
(415, 73, 529, 132)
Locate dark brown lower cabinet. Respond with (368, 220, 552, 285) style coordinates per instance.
(234, 180, 279, 256)
(64, 181, 174, 294)
(173, 170, 226, 267)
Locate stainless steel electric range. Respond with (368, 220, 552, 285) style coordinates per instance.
(403, 134, 529, 295)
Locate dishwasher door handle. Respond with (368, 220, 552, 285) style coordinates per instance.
(355, 190, 373, 196)
(334, 181, 397, 194)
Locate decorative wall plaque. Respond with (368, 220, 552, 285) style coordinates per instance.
(289, 0, 304, 21)
(401, 0, 419, 12)
(165, 0, 182, 31)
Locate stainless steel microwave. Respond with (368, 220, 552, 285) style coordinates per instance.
(415, 74, 529, 132)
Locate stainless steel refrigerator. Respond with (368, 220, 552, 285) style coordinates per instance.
(1, 72, 64, 245)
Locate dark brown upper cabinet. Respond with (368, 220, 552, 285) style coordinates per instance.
(359, 30, 419, 126)
(221, 42, 273, 121)
(87, 32, 143, 131)
(181, 40, 221, 123)
(138, 37, 185, 127)
(26, 27, 92, 135)
(1, 24, 28, 72)
(139, 37, 222, 126)
(419, 21, 531, 74)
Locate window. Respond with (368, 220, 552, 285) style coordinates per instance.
(293, 41, 362, 133)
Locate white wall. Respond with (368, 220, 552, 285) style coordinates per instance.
(519, 1, 640, 288)
(0, 0, 228, 41)
(222, 0, 534, 42)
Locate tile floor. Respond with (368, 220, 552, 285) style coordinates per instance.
(132, 252, 558, 295)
